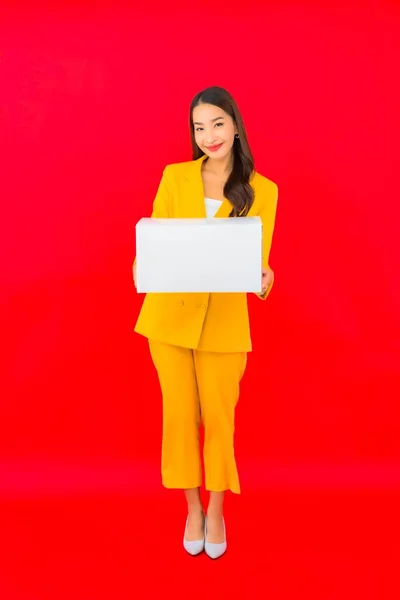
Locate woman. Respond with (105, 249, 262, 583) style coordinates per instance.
(132, 86, 278, 559)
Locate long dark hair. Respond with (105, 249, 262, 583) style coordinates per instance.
(189, 86, 255, 217)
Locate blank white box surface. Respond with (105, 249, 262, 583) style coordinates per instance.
(135, 217, 262, 293)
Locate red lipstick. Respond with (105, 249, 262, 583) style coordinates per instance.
(206, 143, 224, 152)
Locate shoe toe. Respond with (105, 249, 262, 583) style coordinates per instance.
(183, 538, 205, 556)
(204, 540, 227, 559)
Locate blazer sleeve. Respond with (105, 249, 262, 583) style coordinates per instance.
(133, 166, 171, 268)
(255, 182, 278, 301)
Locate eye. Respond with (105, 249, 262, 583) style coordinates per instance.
(215, 122, 223, 127)
(195, 127, 203, 132)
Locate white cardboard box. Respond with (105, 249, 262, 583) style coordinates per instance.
(135, 217, 263, 293)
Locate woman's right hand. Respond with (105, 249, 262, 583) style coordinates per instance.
(132, 263, 137, 288)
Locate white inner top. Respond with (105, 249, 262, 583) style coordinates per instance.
(205, 197, 223, 218)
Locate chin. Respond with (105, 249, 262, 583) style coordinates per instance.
(216, 150, 232, 161)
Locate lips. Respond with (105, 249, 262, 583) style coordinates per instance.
(206, 143, 224, 152)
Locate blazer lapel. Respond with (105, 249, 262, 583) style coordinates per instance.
(214, 198, 232, 218)
(181, 155, 207, 218)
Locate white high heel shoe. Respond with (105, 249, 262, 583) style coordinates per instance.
(183, 515, 205, 556)
(204, 516, 227, 559)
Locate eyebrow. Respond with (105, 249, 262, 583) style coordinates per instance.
(193, 116, 225, 125)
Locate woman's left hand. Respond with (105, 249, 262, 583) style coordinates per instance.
(262, 267, 274, 294)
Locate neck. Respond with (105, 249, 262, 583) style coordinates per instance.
(204, 151, 234, 177)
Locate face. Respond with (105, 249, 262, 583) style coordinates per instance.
(192, 103, 238, 161)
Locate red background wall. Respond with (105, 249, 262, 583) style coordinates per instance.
(1, 0, 399, 485)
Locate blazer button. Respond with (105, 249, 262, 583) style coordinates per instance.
(179, 300, 184, 307)
(201, 304, 207, 310)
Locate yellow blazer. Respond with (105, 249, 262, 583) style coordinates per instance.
(134, 154, 278, 352)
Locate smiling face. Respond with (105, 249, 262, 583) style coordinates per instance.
(192, 103, 238, 162)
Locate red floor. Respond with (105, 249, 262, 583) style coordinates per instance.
(0, 463, 399, 599)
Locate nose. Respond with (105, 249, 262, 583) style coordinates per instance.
(205, 134, 217, 145)
(203, 128, 217, 145)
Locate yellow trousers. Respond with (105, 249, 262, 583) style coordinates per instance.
(149, 340, 247, 494)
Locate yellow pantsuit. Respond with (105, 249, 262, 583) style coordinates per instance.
(134, 155, 278, 493)
(149, 340, 247, 494)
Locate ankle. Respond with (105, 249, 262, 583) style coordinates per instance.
(187, 505, 204, 516)
(207, 508, 223, 519)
